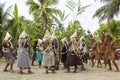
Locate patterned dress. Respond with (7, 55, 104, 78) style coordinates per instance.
(42, 47, 55, 67)
(2, 40, 15, 64)
(17, 39, 31, 68)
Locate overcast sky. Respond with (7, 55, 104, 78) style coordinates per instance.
(0, 0, 105, 33)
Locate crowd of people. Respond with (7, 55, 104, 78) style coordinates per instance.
(88, 29, 119, 72)
(1, 29, 120, 74)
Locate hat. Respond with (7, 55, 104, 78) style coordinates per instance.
(4, 32, 12, 40)
(61, 37, 68, 44)
(51, 32, 57, 39)
(19, 30, 27, 39)
(70, 31, 77, 39)
(42, 30, 51, 42)
(79, 36, 85, 42)
(38, 38, 42, 44)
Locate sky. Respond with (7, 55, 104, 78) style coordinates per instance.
(0, 0, 104, 33)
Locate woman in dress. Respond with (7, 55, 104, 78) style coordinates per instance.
(2, 32, 15, 72)
(36, 39, 43, 68)
(61, 37, 68, 69)
(42, 30, 55, 73)
(17, 30, 33, 74)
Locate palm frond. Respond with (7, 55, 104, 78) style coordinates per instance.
(77, 5, 91, 16)
(94, 0, 120, 22)
(26, 0, 39, 14)
(13, 4, 20, 24)
(66, 0, 76, 11)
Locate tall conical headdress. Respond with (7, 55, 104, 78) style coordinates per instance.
(4, 32, 12, 40)
(79, 36, 85, 42)
(38, 38, 42, 44)
(19, 30, 27, 39)
(70, 31, 77, 39)
(51, 32, 57, 39)
(42, 30, 51, 42)
(61, 37, 68, 44)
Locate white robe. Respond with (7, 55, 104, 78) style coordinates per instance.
(42, 48, 55, 67)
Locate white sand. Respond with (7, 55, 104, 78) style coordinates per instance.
(0, 60, 120, 80)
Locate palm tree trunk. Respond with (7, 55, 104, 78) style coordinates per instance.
(42, 12, 48, 30)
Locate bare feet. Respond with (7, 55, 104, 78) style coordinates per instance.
(10, 70, 15, 73)
(115, 70, 119, 72)
(3, 69, 8, 72)
(28, 70, 34, 74)
(52, 69, 56, 73)
(65, 71, 70, 73)
(46, 70, 49, 74)
(18, 71, 24, 74)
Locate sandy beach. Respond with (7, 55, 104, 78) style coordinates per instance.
(0, 59, 120, 80)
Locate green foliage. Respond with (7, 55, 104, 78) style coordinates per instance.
(26, 0, 61, 31)
(94, 0, 120, 22)
(94, 20, 120, 46)
(66, 20, 85, 40)
(77, 0, 91, 16)
(0, 0, 88, 51)
(0, 3, 12, 51)
(66, 0, 90, 21)
(13, 4, 19, 24)
(66, 0, 76, 12)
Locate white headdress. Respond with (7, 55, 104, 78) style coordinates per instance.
(51, 32, 57, 39)
(38, 38, 42, 44)
(61, 37, 68, 44)
(42, 30, 51, 42)
(79, 36, 85, 42)
(70, 31, 77, 39)
(4, 32, 13, 48)
(19, 30, 27, 39)
(4, 32, 12, 41)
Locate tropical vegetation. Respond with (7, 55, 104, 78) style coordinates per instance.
(0, 0, 120, 53)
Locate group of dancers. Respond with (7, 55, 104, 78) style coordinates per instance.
(2, 29, 118, 74)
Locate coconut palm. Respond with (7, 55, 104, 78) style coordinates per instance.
(0, 3, 12, 51)
(94, 0, 120, 22)
(26, 0, 61, 30)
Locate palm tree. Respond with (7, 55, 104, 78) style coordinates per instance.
(52, 10, 69, 32)
(0, 3, 12, 51)
(94, 0, 120, 22)
(26, 0, 61, 30)
(65, 0, 89, 38)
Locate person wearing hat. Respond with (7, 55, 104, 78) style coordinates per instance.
(79, 36, 88, 63)
(42, 30, 55, 73)
(2, 32, 15, 72)
(66, 31, 80, 72)
(61, 37, 68, 69)
(51, 32, 59, 70)
(17, 30, 33, 74)
(31, 39, 38, 66)
(35, 38, 43, 68)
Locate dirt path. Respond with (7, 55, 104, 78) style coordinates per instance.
(0, 60, 120, 80)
